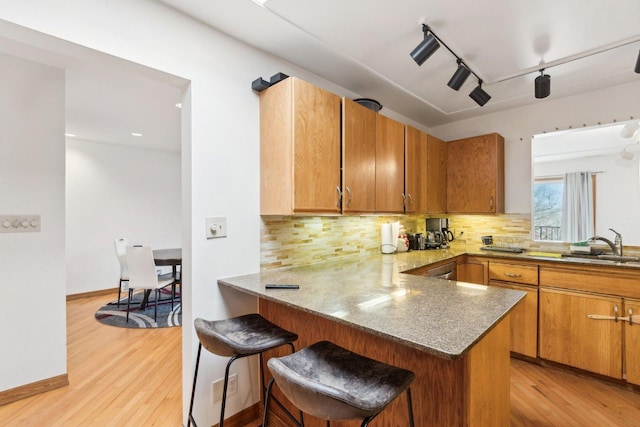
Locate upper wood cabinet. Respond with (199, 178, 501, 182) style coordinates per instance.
(375, 114, 405, 213)
(260, 77, 341, 215)
(446, 133, 505, 213)
(342, 98, 376, 213)
(425, 133, 447, 213)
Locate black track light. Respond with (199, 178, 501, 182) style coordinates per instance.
(535, 69, 551, 99)
(447, 59, 471, 91)
(469, 81, 491, 106)
(635, 49, 640, 73)
(410, 25, 440, 66)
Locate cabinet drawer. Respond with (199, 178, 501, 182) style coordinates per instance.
(540, 266, 640, 299)
(489, 262, 538, 285)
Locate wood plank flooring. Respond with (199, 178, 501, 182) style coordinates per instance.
(2, 293, 640, 426)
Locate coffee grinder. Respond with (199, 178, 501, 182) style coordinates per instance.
(426, 218, 454, 249)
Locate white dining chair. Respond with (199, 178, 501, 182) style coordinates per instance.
(125, 245, 175, 323)
(114, 237, 129, 307)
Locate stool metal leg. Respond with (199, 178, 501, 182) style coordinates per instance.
(260, 343, 303, 427)
(219, 355, 240, 427)
(187, 343, 203, 427)
(406, 387, 415, 427)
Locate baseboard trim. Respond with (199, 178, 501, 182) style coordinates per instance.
(0, 374, 69, 406)
(67, 288, 118, 301)
(212, 402, 260, 427)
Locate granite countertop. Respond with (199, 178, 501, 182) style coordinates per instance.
(218, 252, 525, 360)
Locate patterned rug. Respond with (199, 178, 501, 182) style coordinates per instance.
(95, 289, 181, 329)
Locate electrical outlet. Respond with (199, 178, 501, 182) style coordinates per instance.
(212, 373, 237, 403)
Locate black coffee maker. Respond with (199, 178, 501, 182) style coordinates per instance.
(426, 218, 454, 249)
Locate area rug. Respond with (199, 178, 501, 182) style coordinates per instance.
(95, 290, 181, 329)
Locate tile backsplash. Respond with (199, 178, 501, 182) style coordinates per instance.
(261, 213, 546, 270)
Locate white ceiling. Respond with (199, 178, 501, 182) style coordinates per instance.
(163, 0, 640, 126)
(1, 1, 639, 151)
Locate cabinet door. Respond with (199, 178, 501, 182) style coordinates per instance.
(342, 98, 376, 213)
(425, 134, 447, 213)
(446, 133, 504, 213)
(457, 259, 488, 285)
(292, 78, 341, 213)
(490, 281, 538, 358)
(625, 299, 640, 385)
(539, 288, 622, 378)
(405, 125, 426, 213)
(375, 115, 405, 213)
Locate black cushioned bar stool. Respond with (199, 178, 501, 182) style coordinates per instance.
(262, 340, 416, 427)
(188, 314, 299, 427)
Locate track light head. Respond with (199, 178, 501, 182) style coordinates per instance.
(535, 69, 551, 99)
(410, 25, 440, 66)
(447, 60, 471, 91)
(635, 49, 640, 73)
(469, 81, 491, 106)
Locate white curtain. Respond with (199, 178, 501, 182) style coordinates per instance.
(561, 172, 594, 242)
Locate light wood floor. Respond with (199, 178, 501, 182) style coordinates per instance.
(2, 293, 640, 426)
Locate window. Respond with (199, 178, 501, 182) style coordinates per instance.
(533, 178, 563, 241)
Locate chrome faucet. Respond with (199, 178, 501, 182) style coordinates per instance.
(589, 228, 623, 256)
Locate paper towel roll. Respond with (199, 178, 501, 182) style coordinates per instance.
(381, 223, 396, 254)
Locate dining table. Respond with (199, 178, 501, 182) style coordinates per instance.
(139, 247, 182, 310)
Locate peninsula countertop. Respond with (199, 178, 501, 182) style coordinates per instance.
(218, 252, 525, 360)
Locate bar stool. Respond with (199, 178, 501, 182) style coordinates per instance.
(262, 340, 415, 427)
(188, 314, 299, 427)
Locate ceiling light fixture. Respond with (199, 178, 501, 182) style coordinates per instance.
(411, 22, 491, 106)
(635, 49, 640, 73)
(447, 59, 471, 91)
(534, 69, 551, 99)
(131, 132, 142, 137)
(410, 24, 440, 66)
(469, 80, 491, 106)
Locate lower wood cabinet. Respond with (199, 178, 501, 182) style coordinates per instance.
(539, 288, 622, 379)
(490, 281, 538, 358)
(457, 257, 488, 285)
(624, 299, 640, 385)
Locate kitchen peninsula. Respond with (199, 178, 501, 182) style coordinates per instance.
(219, 252, 525, 426)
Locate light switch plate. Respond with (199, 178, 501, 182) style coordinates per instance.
(0, 215, 41, 233)
(206, 216, 227, 239)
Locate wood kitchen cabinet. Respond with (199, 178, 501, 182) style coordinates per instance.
(405, 126, 447, 213)
(342, 98, 376, 213)
(457, 256, 488, 285)
(624, 299, 640, 385)
(488, 261, 539, 358)
(539, 288, 622, 378)
(447, 133, 504, 213)
(260, 77, 341, 215)
(375, 114, 405, 213)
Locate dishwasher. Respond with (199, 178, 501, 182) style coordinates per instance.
(425, 262, 457, 281)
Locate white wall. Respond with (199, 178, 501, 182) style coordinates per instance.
(65, 138, 181, 295)
(0, 54, 66, 390)
(430, 80, 640, 214)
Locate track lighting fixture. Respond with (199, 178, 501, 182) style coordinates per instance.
(534, 69, 551, 99)
(411, 22, 491, 106)
(410, 24, 440, 66)
(469, 81, 491, 106)
(447, 59, 471, 91)
(635, 49, 640, 73)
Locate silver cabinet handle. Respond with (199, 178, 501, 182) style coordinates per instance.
(630, 308, 634, 326)
(504, 272, 522, 278)
(489, 197, 494, 209)
(614, 304, 619, 322)
(407, 193, 413, 207)
(336, 186, 342, 208)
(345, 187, 352, 208)
(435, 270, 455, 280)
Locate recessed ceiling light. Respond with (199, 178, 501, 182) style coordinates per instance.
(175, 103, 182, 109)
(131, 132, 143, 137)
(65, 133, 76, 137)
(251, 0, 268, 6)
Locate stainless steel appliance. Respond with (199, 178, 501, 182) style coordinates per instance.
(426, 218, 454, 249)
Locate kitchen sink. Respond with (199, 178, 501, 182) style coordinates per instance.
(561, 253, 640, 266)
